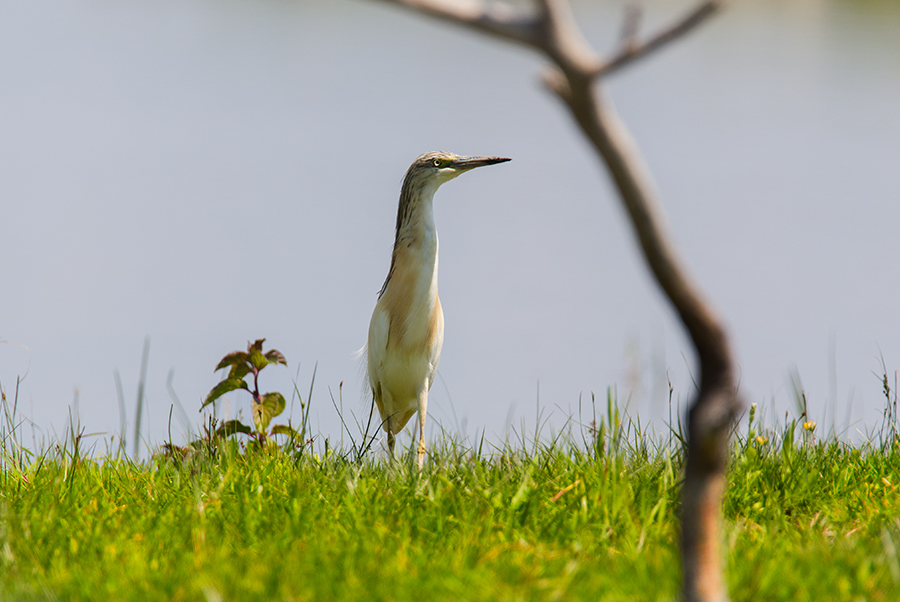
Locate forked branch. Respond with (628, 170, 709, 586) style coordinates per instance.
(370, 1, 741, 601)
(594, 1, 722, 77)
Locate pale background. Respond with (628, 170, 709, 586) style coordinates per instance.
(2, 0, 899, 455)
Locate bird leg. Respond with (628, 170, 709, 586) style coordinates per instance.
(385, 414, 397, 459)
(387, 428, 396, 458)
(417, 394, 428, 471)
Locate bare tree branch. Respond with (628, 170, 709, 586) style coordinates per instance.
(594, 1, 723, 77)
(369, 1, 741, 601)
(531, 0, 604, 72)
(371, 0, 541, 48)
(618, 3, 644, 52)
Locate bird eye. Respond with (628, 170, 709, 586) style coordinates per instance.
(432, 158, 442, 167)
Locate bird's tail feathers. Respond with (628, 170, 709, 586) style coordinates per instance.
(354, 343, 374, 407)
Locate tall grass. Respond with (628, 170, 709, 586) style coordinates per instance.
(1, 370, 900, 601)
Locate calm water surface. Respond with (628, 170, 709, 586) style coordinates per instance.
(1, 0, 898, 452)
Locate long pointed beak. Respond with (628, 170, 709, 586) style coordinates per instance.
(452, 156, 511, 170)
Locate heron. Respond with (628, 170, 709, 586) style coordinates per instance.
(366, 151, 510, 469)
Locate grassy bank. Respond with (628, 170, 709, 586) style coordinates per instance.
(2, 408, 899, 602)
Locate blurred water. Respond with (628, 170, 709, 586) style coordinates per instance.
(1, 0, 898, 453)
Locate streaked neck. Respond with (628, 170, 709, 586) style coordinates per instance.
(394, 181, 439, 250)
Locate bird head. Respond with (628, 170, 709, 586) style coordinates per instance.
(405, 151, 511, 191)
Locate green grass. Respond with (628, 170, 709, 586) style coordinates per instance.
(2, 404, 900, 601)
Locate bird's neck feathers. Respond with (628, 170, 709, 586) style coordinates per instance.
(377, 181, 441, 300)
(394, 181, 439, 250)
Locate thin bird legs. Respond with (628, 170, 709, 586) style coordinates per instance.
(380, 397, 429, 469)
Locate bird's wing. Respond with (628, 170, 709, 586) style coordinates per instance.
(367, 301, 391, 414)
(425, 297, 444, 391)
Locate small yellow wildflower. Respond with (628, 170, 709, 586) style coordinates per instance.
(755, 435, 768, 445)
(803, 420, 816, 432)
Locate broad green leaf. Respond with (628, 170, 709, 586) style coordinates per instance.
(215, 351, 250, 371)
(264, 348, 287, 366)
(228, 362, 252, 381)
(201, 378, 249, 410)
(252, 391, 286, 433)
(249, 348, 268, 371)
(270, 424, 298, 438)
(215, 419, 253, 438)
